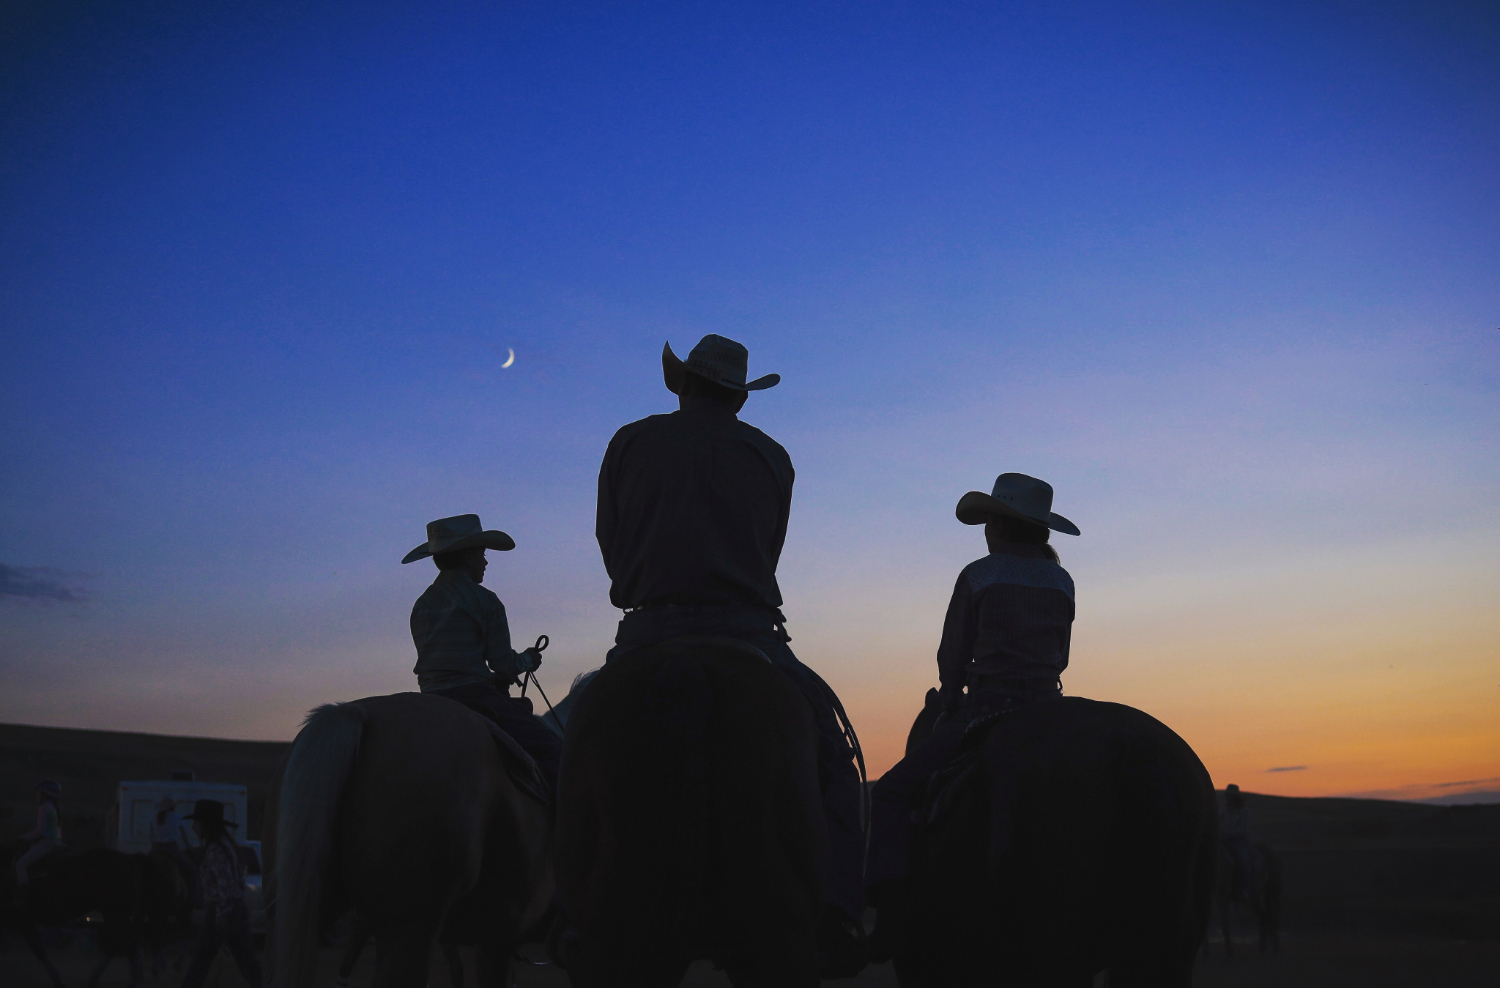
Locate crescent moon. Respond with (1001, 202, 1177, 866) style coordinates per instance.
(502, 348, 515, 368)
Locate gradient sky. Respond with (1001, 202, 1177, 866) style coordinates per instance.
(2, 1, 1496, 801)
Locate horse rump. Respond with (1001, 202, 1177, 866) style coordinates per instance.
(557, 635, 824, 988)
(902, 697, 1217, 988)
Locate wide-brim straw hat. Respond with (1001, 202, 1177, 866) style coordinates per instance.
(402, 513, 515, 564)
(662, 334, 780, 394)
(955, 472, 1081, 535)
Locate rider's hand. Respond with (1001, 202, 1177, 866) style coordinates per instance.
(517, 647, 543, 673)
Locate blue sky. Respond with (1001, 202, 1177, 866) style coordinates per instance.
(2, 1, 1496, 795)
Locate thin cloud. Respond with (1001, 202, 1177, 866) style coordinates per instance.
(1435, 776, 1500, 789)
(0, 564, 88, 603)
(1265, 765, 1308, 773)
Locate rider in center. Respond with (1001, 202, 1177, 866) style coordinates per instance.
(403, 513, 562, 791)
(595, 334, 867, 967)
(865, 472, 1080, 953)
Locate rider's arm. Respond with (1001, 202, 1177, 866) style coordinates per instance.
(482, 594, 539, 683)
(596, 433, 622, 578)
(934, 571, 977, 711)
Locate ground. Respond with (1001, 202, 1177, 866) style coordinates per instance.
(6, 723, 1497, 986)
(5, 936, 1500, 988)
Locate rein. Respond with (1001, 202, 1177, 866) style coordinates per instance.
(518, 634, 563, 731)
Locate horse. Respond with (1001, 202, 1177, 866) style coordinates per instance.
(2, 844, 148, 988)
(556, 636, 826, 988)
(138, 848, 193, 978)
(265, 691, 553, 988)
(892, 688, 1218, 988)
(1212, 841, 1282, 957)
(334, 912, 466, 988)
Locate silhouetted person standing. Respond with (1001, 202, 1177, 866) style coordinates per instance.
(178, 800, 260, 988)
(596, 334, 866, 972)
(150, 795, 195, 892)
(1222, 784, 1252, 900)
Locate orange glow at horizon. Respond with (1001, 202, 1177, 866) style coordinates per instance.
(804, 528, 1500, 802)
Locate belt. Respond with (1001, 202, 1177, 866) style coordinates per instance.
(969, 674, 1062, 693)
(624, 600, 781, 617)
(626, 600, 736, 612)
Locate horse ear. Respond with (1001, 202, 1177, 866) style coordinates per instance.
(925, 687, 940, 708)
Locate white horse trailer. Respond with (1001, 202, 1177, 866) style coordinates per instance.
(110, 780, 249, 853)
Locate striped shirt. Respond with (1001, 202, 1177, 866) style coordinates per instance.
(410, 570, 526, 691)
(198, 836, 245, 919)
(936, 543, 1075, 700)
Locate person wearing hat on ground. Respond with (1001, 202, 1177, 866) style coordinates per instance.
(403, 513, 562, 791)
(150, 795, 195, 891)
(864, 473, 1080, 959)
(178, 799, 261, 988)
(1221, 784, 1253, 902)
(595, 334, 867, 974)
(13, 780, 64, 896)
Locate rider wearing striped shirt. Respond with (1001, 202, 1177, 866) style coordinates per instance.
(866, 473, 1080, 957)
(403, 513, 562, 791)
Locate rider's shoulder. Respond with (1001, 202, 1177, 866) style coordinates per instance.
(732, 418, 791, 463)
(961, 551, 1074, 597)
(609, 412, 676, 444)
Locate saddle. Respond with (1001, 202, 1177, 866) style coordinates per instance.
(916, 693, 1065, 830)
(918, 711, 1011, 827)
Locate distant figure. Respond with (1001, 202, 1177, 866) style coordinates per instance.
(150, 796, 193, 881)
(403, 513, 562, 790)
(866, 473, 1080, 954)
(178, 799, 261, 988)
(595, 335, 866, 971)
(1221, 784, 1252, 900)
(14, 780, 65, 895)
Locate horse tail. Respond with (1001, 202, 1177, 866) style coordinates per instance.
(270, 702, 366, 988)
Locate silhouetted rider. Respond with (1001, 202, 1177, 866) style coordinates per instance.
(865, 473, 1080, 959)
(13, 780, 64, 901)
(403, 513, 562, 792)
(597, 334, 866, 973)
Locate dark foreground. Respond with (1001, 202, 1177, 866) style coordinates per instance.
(5, 722, 1498, 986)
(4, 936, 1500, 988)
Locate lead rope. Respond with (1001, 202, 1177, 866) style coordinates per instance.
(803, 665, 871, 851)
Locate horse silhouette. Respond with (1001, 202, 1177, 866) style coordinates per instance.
(893, 688, 1218, 987)
(556, 636, 825, 988)
(2, 844, 148, 988)
(266, 692, 552, 988)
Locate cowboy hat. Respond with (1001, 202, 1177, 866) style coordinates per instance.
(182, 799, 238, 828)
(402, 514, 515, 564)
(662, 334, 780, 394)
(955, 473, 1081, 535)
